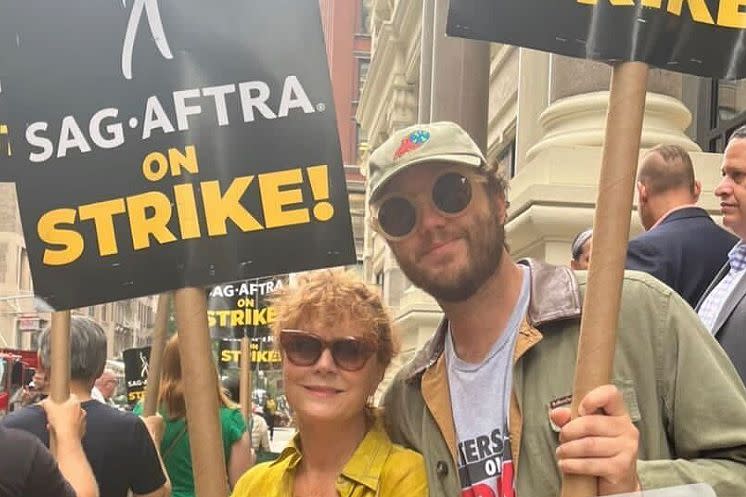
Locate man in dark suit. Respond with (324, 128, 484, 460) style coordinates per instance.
(697, 127, 746, 383)
(626, 144, 737, 308)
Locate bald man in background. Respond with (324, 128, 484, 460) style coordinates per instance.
(626, 144, 737, 308)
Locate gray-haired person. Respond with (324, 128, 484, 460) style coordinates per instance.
(2, 316, 171, 497)
(570, 228, 592, 270)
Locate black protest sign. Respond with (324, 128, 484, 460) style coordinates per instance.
(208, 276, 286, 340)
(123, 346, 151, 405)
(448, 0, 746, 79)
(218, 338, 281, 371)
(0, 0, 355, 311)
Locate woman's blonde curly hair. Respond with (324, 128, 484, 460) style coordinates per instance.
(269, 270, 398, 369)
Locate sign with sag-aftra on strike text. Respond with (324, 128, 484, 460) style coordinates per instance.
(448, 0, 746, 79)
(0, 0, 355, 311)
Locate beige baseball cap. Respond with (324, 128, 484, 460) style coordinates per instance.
(367, 121, 487, 202)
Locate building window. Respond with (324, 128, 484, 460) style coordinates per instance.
(357, 58, 370, 100)
(697, 79, 746, 152)
(18, 247, 31, 291)
(0, 243, 7, 284)
(355, 122, 368, 162)
(358, 0, 370, 34)
(497, 140, 517, 178)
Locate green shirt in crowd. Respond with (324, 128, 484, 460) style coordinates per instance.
(134, 404, 246, 497)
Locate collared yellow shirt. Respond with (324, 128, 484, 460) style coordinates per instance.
(231, 421, 428, 497)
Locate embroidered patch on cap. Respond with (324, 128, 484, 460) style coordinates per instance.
(394, 130, 431, 160)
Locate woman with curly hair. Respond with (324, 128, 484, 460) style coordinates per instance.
(231, 270, 427, 497)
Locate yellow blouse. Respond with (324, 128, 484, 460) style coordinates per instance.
(230, 421, 428, 497)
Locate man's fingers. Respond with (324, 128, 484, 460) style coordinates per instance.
(556, 436, 625, 460)
(550, 407, 572, 428)
(557, 455, 628, 480)
(558, 415, 630, 444)
(578, 385, 627, 417)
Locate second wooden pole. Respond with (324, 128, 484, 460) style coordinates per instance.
(174, 287, 229, 497)
(560, 61, 650, 497)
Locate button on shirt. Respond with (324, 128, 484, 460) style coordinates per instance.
(698, 242, 746, 333)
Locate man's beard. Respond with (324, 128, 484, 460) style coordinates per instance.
(396, 207, 505, 303)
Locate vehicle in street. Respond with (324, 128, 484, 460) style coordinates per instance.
(0, 349, 39, 419)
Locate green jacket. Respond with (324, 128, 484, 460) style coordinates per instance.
(383, 259, 746, 497)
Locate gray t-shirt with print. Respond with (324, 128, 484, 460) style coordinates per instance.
(445, 265, 530, 497)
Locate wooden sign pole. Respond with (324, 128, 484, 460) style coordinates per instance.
(142, 293, 170, 416)
(240, 336, 252, 421)
(49, 310, 71, 456)
(174, 288, 229, 497)
(560, 61, 650, 497)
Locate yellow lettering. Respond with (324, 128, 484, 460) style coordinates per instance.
(642, 0, 662, 6)
(201, 176, 263, 236)
(667, 0, 714, 23)
(576, 0, 634, 4)
(38, 209, 85, 266)
(230, 310, 245, 326)
(173, 184, 201, 239)
(718, 0, 746, 28)
(207, 312, 216, 327)
(126, 192, 178, 250)
(252, 308, 267, 325)
(267, 306, 277, 324)
(258, 169, 309, 229)
(168, 146, 199, 176)
(78, 199, 126, 256)
(142, 152, 169, 182)
(216, 310, 231, 327)
(220, 350, 232, 363)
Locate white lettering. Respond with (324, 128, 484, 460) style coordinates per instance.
(89, 108, 124, 149)
(57, 116, 91, 158)
(278, 75, 315, 117)
(173, 89, 203, 131)
(27, 122, 54, 163)
(239, 81, 277, 122)
(202, 84, 236, 126)
(142, 96, 175, 139)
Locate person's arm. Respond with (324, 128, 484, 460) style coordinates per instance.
(553, 291, 746, 494)
(635, 291, 746, 492)
(136, 415, 171, 497)
(129, 416, 170, 497)
(41, 396, 99, 497)
(229, 432, 254, 488)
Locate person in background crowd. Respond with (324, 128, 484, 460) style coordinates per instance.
(136, 334, 252, 497)
(263, 395, 276, 441)
(92, 370, 119, 406)
(367, 121, 746, 497)
(697, 125, 746, 382)
(570, 228, 592, 270)
(20, 366, 49, 407)
(251, 404, 271, 455)
(0, 395, 99, 497)
(231, 271, 428, 497)
(2, 316, 170, 497)
(627, 144, 737, 307)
